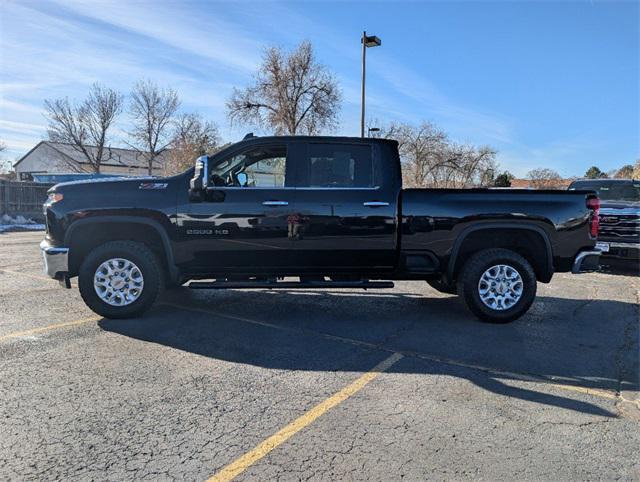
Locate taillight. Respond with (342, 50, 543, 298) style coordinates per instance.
(587, 196, 600, 238)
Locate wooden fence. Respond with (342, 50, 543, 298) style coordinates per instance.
(0, 180, 54, 220)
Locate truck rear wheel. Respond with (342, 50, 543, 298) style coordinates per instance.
(457, 248, 536, 323)
(78, 241, 162, 319)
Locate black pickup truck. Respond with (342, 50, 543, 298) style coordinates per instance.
(41, 135, 601, 323)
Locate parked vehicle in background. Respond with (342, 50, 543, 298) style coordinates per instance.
(568, 179, 640, 264)
(41, 135, 601, 323)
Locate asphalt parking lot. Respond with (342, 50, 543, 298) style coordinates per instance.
(1, 231, 638, 480)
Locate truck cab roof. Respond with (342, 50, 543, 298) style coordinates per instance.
(206, 134, 399, 164)
(231, 134, 397, 146)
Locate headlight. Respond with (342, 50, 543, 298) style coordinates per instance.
(45, 192, 64, 204)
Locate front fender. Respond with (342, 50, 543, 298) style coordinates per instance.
(64, 214, 179, 282)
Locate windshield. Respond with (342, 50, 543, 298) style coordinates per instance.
(568, 180, 640, 201)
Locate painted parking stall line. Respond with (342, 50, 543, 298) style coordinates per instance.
(0, 267, 53, 282)
(0, 316, 100, 342)
(208, 352, 404, 482)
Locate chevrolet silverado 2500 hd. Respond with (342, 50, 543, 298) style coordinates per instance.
(41, 135, 601, 323)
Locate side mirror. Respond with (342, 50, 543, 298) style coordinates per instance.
(237, 172, 248, 187)
(189, 156, 208, 201)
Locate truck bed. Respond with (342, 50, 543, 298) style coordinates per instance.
(400, 188, 597, 275)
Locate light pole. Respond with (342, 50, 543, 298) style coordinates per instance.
(360, 31, 381, 138)
(367, 127, 380, 138)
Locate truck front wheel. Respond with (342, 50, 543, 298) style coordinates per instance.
(78, 241, 163, 319)
(457, 248, 536, 323)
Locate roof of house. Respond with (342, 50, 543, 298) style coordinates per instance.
(14, 141, 169, 169)
(509, 179, 531, 188)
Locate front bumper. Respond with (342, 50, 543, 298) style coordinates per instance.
(598, 241, 640, 260)
(40, 239, 70, 286)
(572, 249, 601, 274)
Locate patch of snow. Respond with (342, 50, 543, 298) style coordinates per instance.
(0, 214, 45, 232)
(0, 224, 45, 233)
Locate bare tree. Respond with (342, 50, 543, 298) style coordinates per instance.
(44, 84, 123, 173)
(377, 121, 497, 188)
(167, 113, 221, 174)
(633, 160, 640, 179)
(526, 167, 563, 189)
(0, 140, 12, 176)
(388, 122, 447, 187)
(227, 41, 341, 135)
(129, 80, 180, 175)
(614, 164, 634, 179)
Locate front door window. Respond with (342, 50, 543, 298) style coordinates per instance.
(209, 145, 288, 188)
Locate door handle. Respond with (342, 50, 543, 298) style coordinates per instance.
(262, 200, 289, 206)
(363, 201, 390, 207)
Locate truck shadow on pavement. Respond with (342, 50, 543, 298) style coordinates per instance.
(99, 288, 639, 419)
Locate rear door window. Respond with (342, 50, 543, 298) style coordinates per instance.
(300, 144, 376, 188)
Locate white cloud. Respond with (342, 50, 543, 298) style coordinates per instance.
(498, 137, 609, 178)
(45, 0, 262, 74)
(370, 57, 514, 144)
(0, 119, 45, 134)
(0, 99, 43, 116)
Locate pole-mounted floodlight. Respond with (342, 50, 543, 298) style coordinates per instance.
(361, 31, 381, 138)
(367, 127, 381, 138)
(363, 35, 381, 48)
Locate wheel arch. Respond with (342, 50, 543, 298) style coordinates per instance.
(447, 223, 554, 284)
(65, 216, 178, 283)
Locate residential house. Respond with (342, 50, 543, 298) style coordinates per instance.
(13, 141, 170, 181)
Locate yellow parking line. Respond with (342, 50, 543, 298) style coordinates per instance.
(546, 382, 617, 400)
(0, 268, 52, 282)
(208, 352, 403, 482)
(398, 349, 624, 401)
(0, 316, 100, 342)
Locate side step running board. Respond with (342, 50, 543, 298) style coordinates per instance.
(187, 280, 395, 290)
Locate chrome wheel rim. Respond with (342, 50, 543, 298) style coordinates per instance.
(478, 264, 523, 311)
(93, 258, 144, 307)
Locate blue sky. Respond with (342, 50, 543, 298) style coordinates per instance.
(0, 0, 637, 177)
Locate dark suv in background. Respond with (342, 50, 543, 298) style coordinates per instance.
(568, 179, 640, 267)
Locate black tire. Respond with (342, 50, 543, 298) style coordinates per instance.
(457, 248, 536, 324)
(426, 278, 457, 295)
(78, 241, 163, 319)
